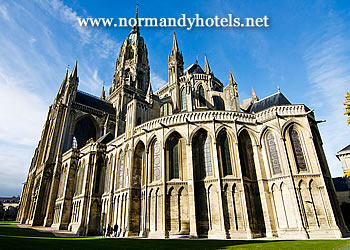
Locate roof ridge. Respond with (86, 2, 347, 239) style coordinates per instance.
(77, 90, 112, 104)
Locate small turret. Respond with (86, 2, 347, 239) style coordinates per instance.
(100, 86, 106, 100)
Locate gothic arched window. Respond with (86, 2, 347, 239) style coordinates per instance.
(118, 152, 124, 189)
(166, 133, 183, 180)
(193, 130, 212, 180)
(94, 157, 105, 195)
(104, 156, 113, 193)
(75, 161, 86, 195)
(289, 127, 307, 172)
(181, 87, 187, 110)
(169, 137, 180, 179)
(238, 130, 257, 180)
(58, 165, 67, 198)
(152, 140, 161, 182)
(265, 132, 281, 175)
(162, 103, 170, 116)
(198, 85, 206, 107)
(218, 130, 232, 176)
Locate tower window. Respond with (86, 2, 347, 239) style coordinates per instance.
(266, 132, 281, 175)
(218, 131, 232, 176)
(289, 127, 307, 172)
(181, 87, 187, 110)
(198, 85, 205, 107)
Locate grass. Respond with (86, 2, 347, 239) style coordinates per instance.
(0, 222, 349, 250)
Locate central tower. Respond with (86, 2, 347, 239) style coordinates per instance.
(108, 6, 150, 136)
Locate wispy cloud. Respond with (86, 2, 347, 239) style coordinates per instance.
(0, 0, 121, 195)
(0, 3, 9, 21)
(303, 12, 350, 176)
(151, 72, 167, 91)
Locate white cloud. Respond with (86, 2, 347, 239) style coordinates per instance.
(151, 72, 167, 91)
(0, 0, 121, 195)
(0, 74, 47, 146)
(303, 16, 350, 177)
(0, 3, 9, 21)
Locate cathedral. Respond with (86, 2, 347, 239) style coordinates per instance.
(17, 10, 349, 239)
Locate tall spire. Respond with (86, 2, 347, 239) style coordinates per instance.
(69, 61, 78, 80)
(132, 2, 139, 33)
(58, 70, 68, 96)
(229, 70, 236, 85)
(252, 88, 259, 102)
(100, 86, 106, 100)
(204, 53, 211, 74)
(171, 32, 179, 53)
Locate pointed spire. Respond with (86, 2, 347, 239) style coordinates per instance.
(100, 86, 106, 100)
(229, 70, 236, 85)
(132, 2, 139, 33)
(204, 53, 211, 74)
(69, 61, 78, 80)
(146, 82, 153, 104)
(58, 70, 68, 96)
(252, 88, 259, 102)
(171, 32, 179, 53)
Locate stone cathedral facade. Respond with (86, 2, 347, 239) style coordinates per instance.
(17, 13, 349, 239)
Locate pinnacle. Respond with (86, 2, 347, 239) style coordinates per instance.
(204, 53, 211, 74)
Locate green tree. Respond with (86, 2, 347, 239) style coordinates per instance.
(344, 91, 350, 125)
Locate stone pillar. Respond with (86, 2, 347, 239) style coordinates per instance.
(161, 142, 167, 237)
(210, 132, 227, 238)
(252, 143, 274, 238)
(279, 136, 309, 238)
(185, 142, 198, 238)
(43, 162, 62, 227)
(232, 124, 252, 238)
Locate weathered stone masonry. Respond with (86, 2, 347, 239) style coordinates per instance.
(17, 9, 348, 239)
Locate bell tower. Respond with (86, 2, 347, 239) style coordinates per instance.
(108, 6, 150, 136)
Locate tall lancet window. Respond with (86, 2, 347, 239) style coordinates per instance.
(193, 130, 212, 179)
(152, 140, 161, 181)
(181, 87, 187, 110)
(118, 152, 124, 189)
(169, 137, 180, 179)
(218, 131, 232, 176)
(199, 85, 205, 107)
(266, 132, 281, 175)
(289, 127, 307, 172)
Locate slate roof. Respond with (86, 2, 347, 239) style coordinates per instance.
(332, 177, 350, 192)
(249, 92, 291, 113)
(97, 132, 114, 144)
(185, 63, 204, 74)
(75, 91, 115, 115)
(337, 145, 350, 155)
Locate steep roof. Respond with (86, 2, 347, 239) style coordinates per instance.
(75, 91, 115, 115)
(337, 145, 350, 155)
(248, 92, 291, 113)
(185, 63, 204, 74)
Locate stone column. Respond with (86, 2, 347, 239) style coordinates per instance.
(210, 129, 227, 238)
(232, 123, 252, 238)
(252, 143, 274, 238)
(185, 142, 198, 238)
(43, 162, 61, 227)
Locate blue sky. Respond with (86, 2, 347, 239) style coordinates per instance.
(0, 0, 350, 196)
